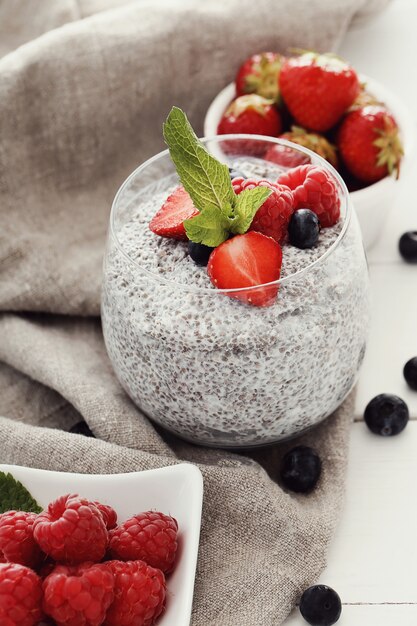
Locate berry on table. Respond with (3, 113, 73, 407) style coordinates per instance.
(188, 241, 214, 266)
(149, 186, 199, 240)
(278, 164, 340, 227)
(280, 446, 322, 493)
(108, 511, 178, 574)
(364, 394, 409, 436)
(104, 560, 166, 626)
(232, 177, 294, 243)
(0, 511, 44, 569)
(399, 231, 417, 263)
(0, 562, 43, 626)
(33, 494, 108, 564)
(279, 51, 360, 132)
(42, 562, 115, 626)
(288, 209, 320, 249)
(403, 357, 417, 391)
(299, 584, 342, 625)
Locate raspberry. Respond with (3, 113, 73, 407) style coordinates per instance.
(0, 511, 44, 569)
(104, 560, 166, 626)
(33, 495, 108, 564)
(232, 177, 294, 243)
(0, 562, 43, 626)
(108, 511, 178, 574)
(94, 502, 117, 530)
(43, 562, 114, 626)
(278, 164, 340, 227)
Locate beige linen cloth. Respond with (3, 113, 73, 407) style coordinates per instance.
(0, 1, 385, 624)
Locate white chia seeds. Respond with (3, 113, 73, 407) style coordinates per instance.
(102, 165, 370, 447)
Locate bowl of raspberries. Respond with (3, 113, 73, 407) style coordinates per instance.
(204, 50, 414, 250)
(0, 463, 203, 626)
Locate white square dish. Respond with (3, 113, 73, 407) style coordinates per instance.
(0, 462, 203, 626)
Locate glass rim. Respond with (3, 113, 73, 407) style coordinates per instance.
(109, 134, 352, 295)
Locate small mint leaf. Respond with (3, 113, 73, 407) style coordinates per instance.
(184, 206, 230, 247)
(163, 107, 235, 215)
(0, 471, 42, 514)
(231, 187, 272, 234)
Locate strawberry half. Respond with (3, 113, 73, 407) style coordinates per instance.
(149, 186, 199, 240)
(207, 232, 282, 307)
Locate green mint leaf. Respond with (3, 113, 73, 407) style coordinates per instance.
(163, 107, 235, 217)
(0, 471, 42, 513)
(184, 206, 231, 247)
(230, 186, 272, 234)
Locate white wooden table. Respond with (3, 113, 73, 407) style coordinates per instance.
(284, 1, 417, 623)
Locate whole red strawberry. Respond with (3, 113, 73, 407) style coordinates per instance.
(0, 511, 44, 569)
(207, 231, 283, 307)
(104, 560, 166, 626)
(337, 105, 403, 183)
(109, 511, 178, 574)
(279, 52, 360, 132)
(218, 94, 282, 139)
(278, 164, 340, 227)
(149, 186, 199, 240)
(43, 562, 115, 626)
(232, 177, 294, 242)
(33, 494, 108, 564)
(235, 52, 283, 101)
(0, 562, 43, 626)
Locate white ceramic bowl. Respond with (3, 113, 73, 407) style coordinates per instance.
(204, 76, 415, 250)
(0, 463, 203, 626)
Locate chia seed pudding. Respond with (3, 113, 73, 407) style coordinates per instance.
(102, 146, 370, 448)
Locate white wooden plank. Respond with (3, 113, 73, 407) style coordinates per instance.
(339, 0, 417, 265)
(355, 263, 417, 419)
(283, 604, 417, 625)
(318, 422, 417, 604)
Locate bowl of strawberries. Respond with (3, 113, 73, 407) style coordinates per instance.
(204, 51, 414, 250)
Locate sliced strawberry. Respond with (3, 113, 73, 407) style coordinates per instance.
(207, 232, 282, 307)
(149, 186, 199, 240)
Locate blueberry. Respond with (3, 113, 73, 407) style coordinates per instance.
(280, 446, 322, 493)
(188, 241, 213, 266)
(69, 421, 95, 437)
(300, 585, 342, 626)
(288, 209, 320, 249)
(228, 166, 246, 180)
(399, 231, 417, 262)
(364, 393, 409, 436)
(404, 357, 417, 391)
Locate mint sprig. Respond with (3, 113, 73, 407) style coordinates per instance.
(163, 107, 271, 246)
(0, 471, 42, 514)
